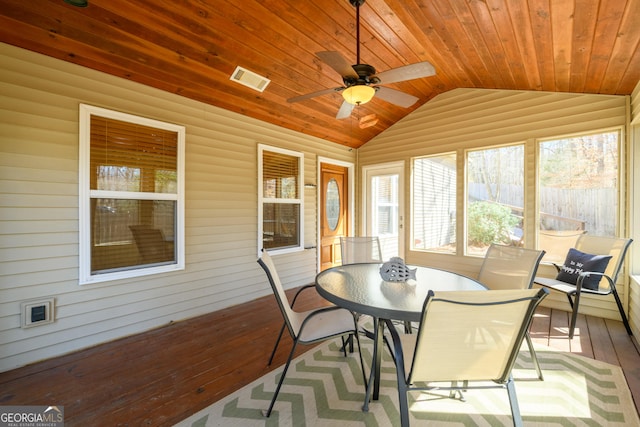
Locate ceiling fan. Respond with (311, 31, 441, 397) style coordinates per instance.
(287, 0, 436, 119)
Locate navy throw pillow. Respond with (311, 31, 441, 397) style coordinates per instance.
(556, 248, 612, 291)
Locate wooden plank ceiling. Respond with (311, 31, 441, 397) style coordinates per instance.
(0, 0, 639, 148)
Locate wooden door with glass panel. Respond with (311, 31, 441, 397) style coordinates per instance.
(320, 163, 348, 270)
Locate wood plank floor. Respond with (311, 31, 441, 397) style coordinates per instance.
(2, 286, 639, 426)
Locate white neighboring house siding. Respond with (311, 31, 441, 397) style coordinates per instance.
(359, 87, 631, 327)
(0, 42, 354, 372)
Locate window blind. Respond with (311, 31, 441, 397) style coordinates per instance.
(90, 116, 177, 193)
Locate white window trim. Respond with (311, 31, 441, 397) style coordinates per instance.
(258, 144, 304, 257)
(78, 104, 185, 285)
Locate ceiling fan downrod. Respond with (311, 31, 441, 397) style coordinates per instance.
(350, 0, 366, 65)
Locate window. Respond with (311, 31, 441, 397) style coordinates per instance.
(412, 153, 457, 253)
(408, 128, 624, 261)
(537, 130, 620, 263)
(466, 145, 524, 256)
(79, 104, 185, 284)
(258, 144, 303, 253)
(371, 174, 398, 236)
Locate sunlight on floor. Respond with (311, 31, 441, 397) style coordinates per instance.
(410, 370, 591, 418)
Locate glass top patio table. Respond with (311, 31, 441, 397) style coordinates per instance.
(315, 262, 487, 323)
(315, 262, 487, 410)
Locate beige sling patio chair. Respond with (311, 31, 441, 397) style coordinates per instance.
(385, 288, 548, 427)
(129, 225, 173, 264)
(534, 235, 633, 339)
(267, 235, 380, 362)
(257, 250, 367, 417)
(478, 244, 546, 380)
(266, 280, 316, 366)
(538, 230, 586, 264)
(340, 236, 383, 264)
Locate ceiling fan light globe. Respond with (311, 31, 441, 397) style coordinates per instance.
(342, 85, 375, 105)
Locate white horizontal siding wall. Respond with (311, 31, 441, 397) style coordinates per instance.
(629, 80, 640, 337)
(0, 43, 354, 372)
(359, 87, 631, 323)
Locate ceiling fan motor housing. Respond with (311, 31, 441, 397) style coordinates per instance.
(344, 63, 380, 87)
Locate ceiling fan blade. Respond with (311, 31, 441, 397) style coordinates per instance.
(375, 61, 436, 84)
(316, 51, 358, 79)
(375, 86, 419, 108)
(336, 101, 355, 119)
(287, 87, 343, 103)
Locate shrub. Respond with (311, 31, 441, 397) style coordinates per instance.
(468, 201, 519, 246)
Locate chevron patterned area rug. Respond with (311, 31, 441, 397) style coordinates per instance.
(175, 336, 640, 427)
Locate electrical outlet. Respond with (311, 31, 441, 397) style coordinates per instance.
(21, 298, 55, 328)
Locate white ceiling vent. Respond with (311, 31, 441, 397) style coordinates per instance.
(230, 66, 270, 92)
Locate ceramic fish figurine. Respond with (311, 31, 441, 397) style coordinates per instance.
(379, 257, 417, 282)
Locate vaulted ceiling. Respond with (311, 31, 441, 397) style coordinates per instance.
(1, 0, 639, 148)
